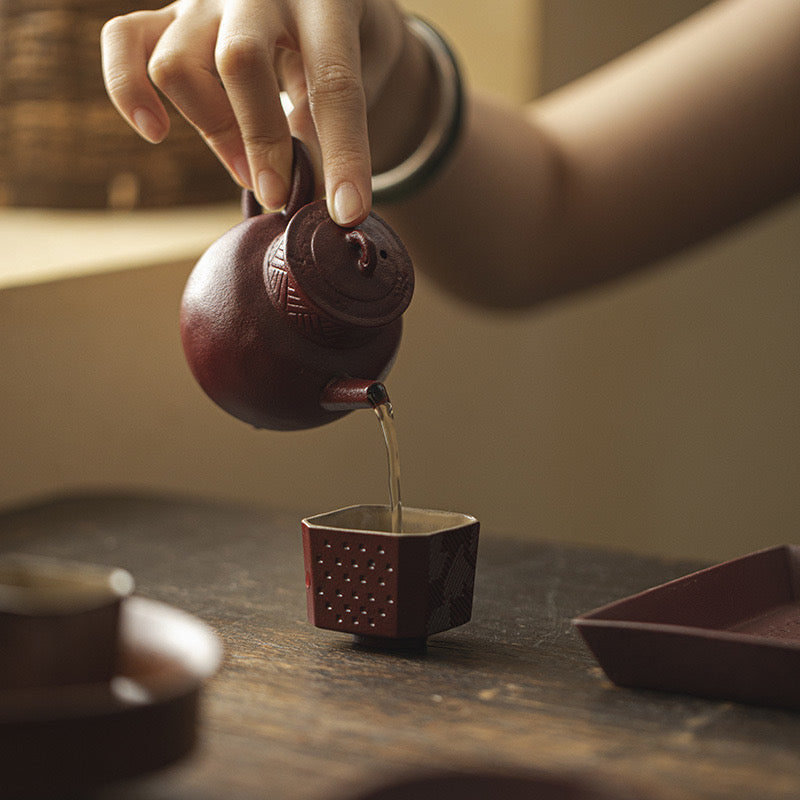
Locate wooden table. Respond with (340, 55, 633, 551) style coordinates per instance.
(2, 493, 799, 799)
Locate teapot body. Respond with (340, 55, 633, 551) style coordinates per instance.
(180, 138, 412, 431)
(181, 211, 404, 430)
(180, 197, 407, 430)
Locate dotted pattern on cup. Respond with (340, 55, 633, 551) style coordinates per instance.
(308, 532, 400, 638)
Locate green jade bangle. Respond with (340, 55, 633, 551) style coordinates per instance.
(371, 17, 464, 204)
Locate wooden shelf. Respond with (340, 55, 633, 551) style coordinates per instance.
(0, 204, 243, 288)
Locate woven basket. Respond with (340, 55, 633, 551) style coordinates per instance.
(0, 0, 239, 208)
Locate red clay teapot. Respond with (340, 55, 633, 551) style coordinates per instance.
(180, 139, 414, 430)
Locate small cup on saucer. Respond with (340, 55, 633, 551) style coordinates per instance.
(0, 554, 135, 690)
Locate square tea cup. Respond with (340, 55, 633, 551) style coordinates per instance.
(302, 505, 479, 648)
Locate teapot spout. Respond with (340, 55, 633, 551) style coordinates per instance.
(320, 378, 389, 411)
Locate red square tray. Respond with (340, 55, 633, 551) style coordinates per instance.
(573, 544, 800, 710)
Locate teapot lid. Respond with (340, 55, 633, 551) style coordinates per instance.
(281, 201, 414, 328)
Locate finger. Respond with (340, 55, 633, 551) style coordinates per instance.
(101, 8, 176, 142)
(277, 49, 324, 192)
(296, 0, 371, 226)
(215, 1, 294, 210)
(148, 10, 251, 188)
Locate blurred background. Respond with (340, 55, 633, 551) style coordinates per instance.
(2, 0, 798, 561)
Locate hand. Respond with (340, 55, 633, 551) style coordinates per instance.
(101, 0, 407, 225)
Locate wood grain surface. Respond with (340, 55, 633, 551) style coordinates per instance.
(2, 493, 799, 799)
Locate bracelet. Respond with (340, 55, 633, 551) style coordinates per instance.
(371, 17, 464, 204)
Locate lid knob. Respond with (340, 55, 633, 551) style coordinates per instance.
(346, 229, 378, 276)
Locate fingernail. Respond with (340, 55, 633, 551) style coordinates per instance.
(132, 108, 165, 143)
(257, 169, 288, 212)
(232, 156, 252, 188)
(332, 182, 365, 226)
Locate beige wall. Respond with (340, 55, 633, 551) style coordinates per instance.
(402, 0, 540, 100)
(538, 0, 712, 92)
(2, 1, 799, 563)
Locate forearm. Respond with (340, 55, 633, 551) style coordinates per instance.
(532, 0, 800, 287)
(378, 91, 569, 307)
(379, 0, 800, 308)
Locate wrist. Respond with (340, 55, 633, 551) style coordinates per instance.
(369, 18, 464, 203)
(367, 19, 438, 175)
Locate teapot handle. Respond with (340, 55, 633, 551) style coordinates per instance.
(241, 137, 316, 220)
